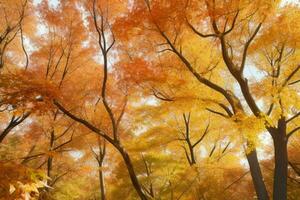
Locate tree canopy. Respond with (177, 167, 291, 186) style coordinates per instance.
(0, 0, 299, 200)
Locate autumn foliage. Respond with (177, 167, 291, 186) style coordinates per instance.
(0, 0, 300, 200)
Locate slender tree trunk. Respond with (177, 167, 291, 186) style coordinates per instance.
(98, 159, 105, 200)
(46, 131, 55, 188)
(47, 157, 53, 177)
(271, 119, 288, 200)
(188, 142, 196, 165)
(246, 149, 269, 200)
(117, 146, 147, 200)
(54, 101, 148, 199)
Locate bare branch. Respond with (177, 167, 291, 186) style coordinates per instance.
(53, 100, 114, 144)
(21, 145, 36, 164)
(289, 161, 300, 176)
(224, 171, 250, 191)
(115, 99, 126, 129)
(20, 152, 45, 161)
(223, 10, 240, 35)
(282, 65, 300, 87)
(286, 112, 300, 123)
(222, 141, 231, 154)
(288, 79, 300, 86)
(152, 90, 174, 101)
(50, 46, 65, 80)
(240, 23, 262, 73)
(186, 18, 217, 38)
(218, 103, 233, 117)
(287, 126, 300, 139)
(206, 108, 229, 118)
(53, 133, 74, 151)
(55, 122, 75, 140)
(157, 48, 173, 54)
(267, 103, 274, 116)
(50, 171, 69, 186)
(0, 112, 30, 143)
(192, 122, 209, 147)
(209, 143, 216, 157)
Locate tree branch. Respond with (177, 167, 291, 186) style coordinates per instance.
(53, 133, 74, 151)
(240, 23, 262, 73)
(186, 18, 217, 38)
(287, 126, 300, 139)
(0, 112, 30, 143)
(53, 100, 115, 144)
(223, 10, 240, 35)
(282, 65, 300, 87)
(206, 108, 229, 118)
(192, 122, 209, 147)
(286, 112, 300, 123)
(224, 171, 249, 191)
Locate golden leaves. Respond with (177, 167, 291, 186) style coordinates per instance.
(0, 162, 48, 200)
(116, 57, 165, 85)
(231, 112, 265, 152)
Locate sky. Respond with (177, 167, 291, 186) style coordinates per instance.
(282, 0, 300, 5)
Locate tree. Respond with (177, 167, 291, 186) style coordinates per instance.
(114, 0, 300, 199)
(0, 0, 299, 199)
(0, 0, 30, 144)
(89, 136, 107, 200)
(53, 0, 148, 199)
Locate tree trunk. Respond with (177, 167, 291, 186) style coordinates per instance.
(271, 119, 288, 200)
(188, 143, 196, 165)
(46, 130, 55, 189)
(246, 149, 269, 200)
(47, 157, 53, 178)
(117, 146, 147, 200)
(54, 101, 147, 199)
(98, 159, 106, 200)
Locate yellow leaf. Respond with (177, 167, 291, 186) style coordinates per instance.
(9, 184, 15, 194)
